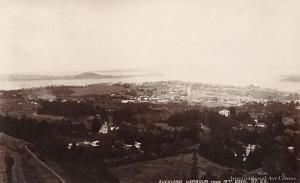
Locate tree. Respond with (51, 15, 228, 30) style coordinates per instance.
(229, 107, 236, 117)
(190, 151, 199, 179)
(264, 112, 285, 136)
(91, 117, 101, 134)
(5, 155, 14, 183)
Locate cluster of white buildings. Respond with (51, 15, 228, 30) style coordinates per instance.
(67, 140, 101, 149)
(219, 109, 230, 117)
(121, 96, 169, 104)
(99, 121, 119, 134)
(131, 82, 274, 106)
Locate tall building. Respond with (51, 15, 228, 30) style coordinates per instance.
(187, 85, 192, 105)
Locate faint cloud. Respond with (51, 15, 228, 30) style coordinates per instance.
(280, 75, 300, 82)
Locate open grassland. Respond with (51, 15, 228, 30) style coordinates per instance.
(109, 153, 245, 183)
(71, 84, 127, 96)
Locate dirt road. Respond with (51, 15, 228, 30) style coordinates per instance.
(0, 133, 27, 183)
(0, 133, 66, 183)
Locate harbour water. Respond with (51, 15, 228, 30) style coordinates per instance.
(0, 76, 168, 91)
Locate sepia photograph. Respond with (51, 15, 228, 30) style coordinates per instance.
(0, 0, 299, 182)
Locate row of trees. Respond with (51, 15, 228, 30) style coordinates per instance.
(37, 100, 101, 118)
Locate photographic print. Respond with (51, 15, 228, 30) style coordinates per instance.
(0, 0, 299, 182)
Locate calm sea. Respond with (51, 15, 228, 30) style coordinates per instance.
(0, 76, 167, 91)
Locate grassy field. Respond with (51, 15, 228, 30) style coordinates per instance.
(70, 84, 127, 96)
(109, 153, 244, 183)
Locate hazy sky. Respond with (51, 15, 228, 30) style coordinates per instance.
(0, 0, 299, 88)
